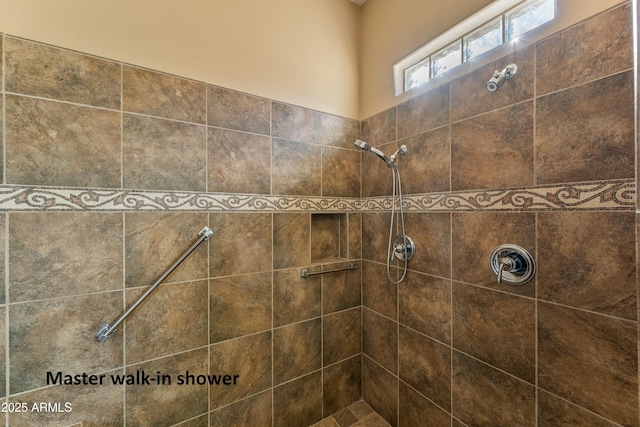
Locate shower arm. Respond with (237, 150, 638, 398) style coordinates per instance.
(95, 226, 213, 342)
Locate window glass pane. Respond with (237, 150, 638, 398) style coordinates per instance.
(405, 57, 430, 91)
(431, 41, 462, 78)
(506, 0, 555, 41)
(464, 17, 503, 62)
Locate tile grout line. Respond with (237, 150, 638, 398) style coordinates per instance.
(4, 213, 9, 425)
(271, 212, 275, 427)
(2, 32, 9, 427)
(121, 211, 127, 427)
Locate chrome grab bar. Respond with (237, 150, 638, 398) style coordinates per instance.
(300, 262, 358, 278)
(95, 226, 213, 342)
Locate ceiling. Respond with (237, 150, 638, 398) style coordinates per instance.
(349, 0, 367, 6)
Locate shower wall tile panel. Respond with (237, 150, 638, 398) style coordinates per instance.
(209, 331, 272, 409)
(452, 282, 536, 383)
(399, 382, 450, 427)
(273, 371, 323, 427)
(451, 101, 534, 191)
(361, 107, 396, 147)
(361, 212, 390, 264)
(359, 6, 637, 426)
(347, 213, 362, 259)
(321, 114, 361, 150)
(323, 307, 361, 365)
(451, 212, 536, 297)
(361, 141, 396, 197)
(322, 266, 361, 314)
(125, 348, 208, 426)
(535, 70, 635, 184)
(452, 351, 536, 427)
(207, 85, 271, 135)
(398, 325, 451, 411)
(537, 390, 623, 427)
(538, 302, 638, 426)
(362, 356, 398, 427)
(125, 280, 208, 364)
(397, 83, 449, 139)
(403, 212, 451, 278)
(9, 292, 124, 394)
(273, 318, 322, 385)
(209, 272, 272, 343)
(5, 95, 122, 188)
(537, 211, 636, 320)
(450, 45, 535, 122)
(322, 356, 362, 416)
(9, 212, 123, 302)
(273, 268, 321, 327)
(0, 97, 3, 185)
(124, 212, 208, 287)
(363, 308, 397, 374)
(209, 390, 272, 427)
(123, 113, 207, 191)
(321, 146, 361, 197)
(208, 212, 272, 277)
(398, 271, 451, 344)
(0, 34, 3, 88)
(399, 127, 451, 194)
(273, 212, 311, 269)
(8, 368, 123, 427)
(272, 138, 322, 196)
(207, 127, 272, 194)
(5, 36, 121, 109)
(536, 2, 633, 96)
(122, 65, 206, 124)
(362, 260, 397, 321)
(0, 30, 365, 427)
(272, 102, 322, 143)
(0, 306, 5, 398)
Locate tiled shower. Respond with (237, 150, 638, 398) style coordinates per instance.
(0, 2, 638, 427)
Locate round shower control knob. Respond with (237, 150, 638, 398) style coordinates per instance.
(489, 244, 535, 285)
(391, 235, 416, 262)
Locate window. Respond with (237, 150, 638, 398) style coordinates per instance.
(398, 0, 555, 94)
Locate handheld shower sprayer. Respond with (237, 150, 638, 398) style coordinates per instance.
(486, 63, 518, 92)
(354, 139, 415, 284)
(354, 139, 406, 168)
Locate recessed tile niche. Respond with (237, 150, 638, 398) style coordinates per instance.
(310, 213, 348, 263)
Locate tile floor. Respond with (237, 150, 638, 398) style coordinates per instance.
(311, 401, 391, 427)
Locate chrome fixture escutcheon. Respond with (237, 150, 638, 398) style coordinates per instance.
(489, 244, 535, 285)
(391, 235, 416, 262)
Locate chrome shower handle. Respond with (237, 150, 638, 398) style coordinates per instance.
(497, 257, 515, 283)
(489, 244, 535, 285)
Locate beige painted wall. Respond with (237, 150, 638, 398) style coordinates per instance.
(0, 0, 361, 119)
(359, 0, 493, 119)
(359, 0, 628, 119)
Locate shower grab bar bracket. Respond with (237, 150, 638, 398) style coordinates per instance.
(300, 262, 358, 278)
(95, 226, 213, 342)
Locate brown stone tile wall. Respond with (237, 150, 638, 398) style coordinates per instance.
(0, 1, 638, 426)
(0, 33, 362, 427)
(361, 3, 639, 427)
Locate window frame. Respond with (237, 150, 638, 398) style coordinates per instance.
(394, 0, 556, 95)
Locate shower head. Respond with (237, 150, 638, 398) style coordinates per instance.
(354, 139, 392, 166)
(354, 139, 407, 167)
(486, 63, 518, 92)
(354, 139, 371, 151)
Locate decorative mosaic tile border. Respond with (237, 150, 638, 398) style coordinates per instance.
(0, 179, 633, 212)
